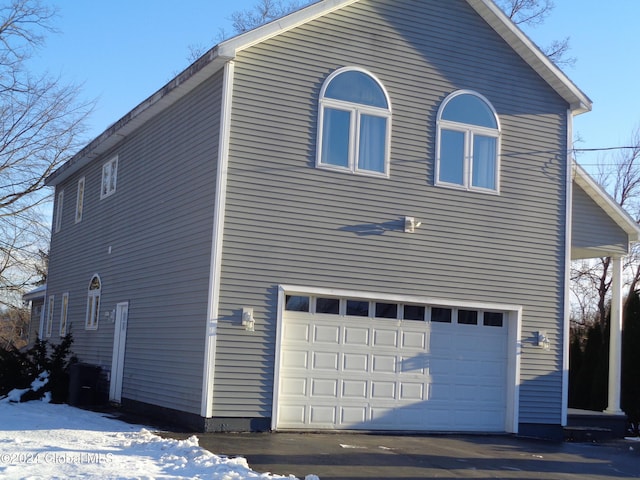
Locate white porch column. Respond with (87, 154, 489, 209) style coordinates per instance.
(606, 255, 623, 414)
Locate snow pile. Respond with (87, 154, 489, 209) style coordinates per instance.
(0, 371, 50, 403)
(0, 401, 317, 479)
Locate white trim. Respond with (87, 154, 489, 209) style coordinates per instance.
(274, 284, 522, 433)
(435, 90, 501, 194)
(271, 286, 287, 430)
(562, 109, 573, 426)
(316, 67, 392, 178)
(201, 60, 235, 418)
(606, 256, 624, 414)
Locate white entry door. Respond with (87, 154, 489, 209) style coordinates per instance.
(109, 302, 129, 403)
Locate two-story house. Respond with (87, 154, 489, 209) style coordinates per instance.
(38, 0, 639, 438)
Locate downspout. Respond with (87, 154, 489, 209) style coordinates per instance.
(201, 60, 235, 418)
(561, 108, 573, 426)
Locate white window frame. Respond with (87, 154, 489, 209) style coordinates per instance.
(46, 295, 55, 338)
(316, 67, 392, 178)
(101, 156, 118, 199)
(75, 177, 85, 223)
(60, 292, 69, 336)
(435, 90, 501, 193)
(85, 274, 101, 330)
(54, 190, 64, 233)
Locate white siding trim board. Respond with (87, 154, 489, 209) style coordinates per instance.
(273, 284, 522, 433)
(201, 61, 235, 418)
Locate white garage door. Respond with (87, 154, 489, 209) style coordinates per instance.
(276, 296, 509, 432)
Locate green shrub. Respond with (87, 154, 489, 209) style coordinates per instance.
(0, 334, 77, 403)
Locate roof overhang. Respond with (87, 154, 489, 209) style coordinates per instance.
(46, 0, 592, 186)
(573, 163, 640, 243)
(22, 285, 47, 302)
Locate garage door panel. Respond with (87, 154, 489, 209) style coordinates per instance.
(311, 378, 338, 397)
(312, 351, 339, 370)
(342, 379, 368, 398)
(313, 325, 340, 344)
(279, 308, 509, 432)
(341, 406, 367, 424)
(283, 323, 310, 343)
(281, 377, 307, 396)
(282, 350, 308, 369)
(372, 355, 396, 373)
(399, 354, 428, 374)
(372, 329, 398, 347)
(344, 326, 370, 346)
(343, 353, 368, 372)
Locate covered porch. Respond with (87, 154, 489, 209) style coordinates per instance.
(567, 164, 640, 438)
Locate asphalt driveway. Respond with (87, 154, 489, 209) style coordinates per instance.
(164, 432, 640, 479)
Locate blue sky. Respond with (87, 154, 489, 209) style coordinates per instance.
(32, 1, 640, 173)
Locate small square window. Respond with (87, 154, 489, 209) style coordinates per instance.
(403, 304, 425, 321)
(316, 297, 340, 314)
(483, 312, 504, 327)
(346, 300, 369, 317)
(375, 302, 397, 319)
(458, 309, 478, 325)
(431, 307, 452, 323)
(285, 295, 310, 312)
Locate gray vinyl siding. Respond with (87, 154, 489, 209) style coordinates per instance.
(572, 182, 629, 258)
(215, 0, 569, 424)
(46, 71, 223, 414)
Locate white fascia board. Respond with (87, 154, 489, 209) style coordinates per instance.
(218, 0, 360, 57)
(466, 0, 591, 115)
(573, 163, 640, 242)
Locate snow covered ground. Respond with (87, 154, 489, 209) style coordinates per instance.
(0, 399, 318, 479)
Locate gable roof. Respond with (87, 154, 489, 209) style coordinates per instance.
(46, 0, 591, 186)
(573, 163, 640, 243)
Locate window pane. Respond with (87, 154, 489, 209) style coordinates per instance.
(403, 304, 425, 321)
(431, 307, 452, 323)
(316, 297, 339, 314)
(375, 302, 397, 319)
(358, 114, 386, 173)
(346, 300, 369, 316)
(285, 295, 310, 312)
(325, 71, 388, 108)
(458, 309, 478, 325)
(484, 312, 504, 327)
(441, 94, 497, 128)
(321, 108, 350, 167)
(472, 135, 497, 189)
(439, 129, 465, 185)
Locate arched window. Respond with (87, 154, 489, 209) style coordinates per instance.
(436, 91, 500, 192)
(317, 67, 391, 176)
(85, 274, 101, 330)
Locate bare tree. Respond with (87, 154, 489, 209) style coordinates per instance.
(0, 0, 92, 307)
(230, 0, 309, 33)
(495, 0, 575, 68)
